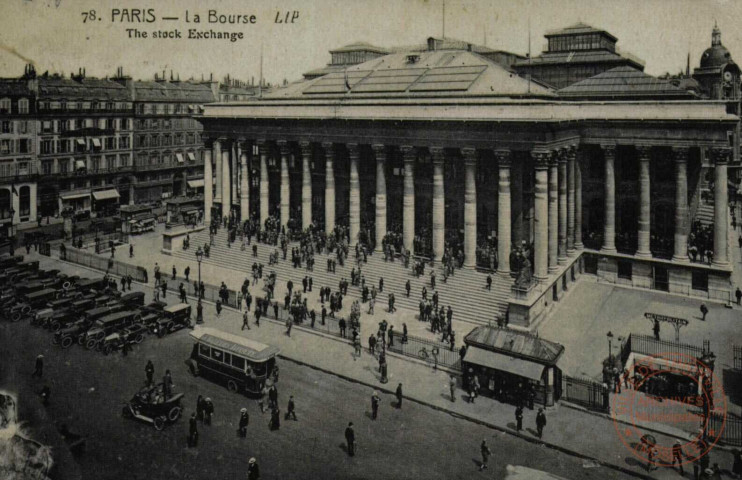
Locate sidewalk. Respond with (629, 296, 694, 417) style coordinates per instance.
(30, 250, 737, 479)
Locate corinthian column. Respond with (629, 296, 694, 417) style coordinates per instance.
(548, 154, 559, 272)
(299, 141, 312, 230)
(239, 143, 249, 223)
(575, 150, 584, 249)
(221, 145, 231, 220)
(636, 146, 652, 257)
(430, 147, 446, 261)
(258, 141, 269, 225)
(567, 147, 576, 255)
(373, 144, 387, 251)
(672, 147, 689, 263)
(601, 145, 617, 253)
(533, 152, 549, 281)
(463, 148, 478, 268)
(322, 142, 335, 235)
(278, 141, 290, 230)
(401, 145, 416, 254)
(711, 147, 731, 267)
(203, 149, 213, 225)
(348, 143, 361, 246)
(213, 139, 222, 204)
(558, 150, 568, 264)
(495, 149, 511, 275)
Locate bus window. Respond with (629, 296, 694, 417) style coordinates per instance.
(211, 348, 223, 362)
(199, 344, 210, 357)
(231, 355, 245, 370)
(223, 352, 232, 366)
(252, 362, 267, 376)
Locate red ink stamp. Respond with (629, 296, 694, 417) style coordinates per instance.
(611, 352, 727, 469)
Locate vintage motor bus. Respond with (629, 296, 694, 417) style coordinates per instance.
(187, 327, 279, 395)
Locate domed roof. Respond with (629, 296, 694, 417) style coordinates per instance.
(701, 45, 733, 68)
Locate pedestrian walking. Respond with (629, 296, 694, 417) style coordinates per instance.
(486, 274, 492, 291)
(269, 406, 280, 430)
(652, 319, 660, 341)
(345, 422, 355, 456)
(700, 303, 708, 321)
(196, 395, 205, 422)
(449, 375, 457, 402)
(536, 408, 547, 438)
(285, 396, 297, 421)
(238, 408, 249, 437)
(145, 360, 154, 385)
(405, 280, 411, 297)
(671, 439, 684, 474)
(188, 413, 198, 447)
(395, 383, 403, 409)
(203, 397, 214, 425)
(172, 265, 177, 280)
(31, 354, 44, 378)
(185, 266, 190, 282)
(371, 391, 380, 420)
(129, 244, 134, 258)
(163, 369, 174, 399)
(268, 385, 278, 410)
(216, 299, 222, 316)
(736, 287, 742, 306)
(479, 439, 491, 471)
(285, 315, 292, 337)
(515, 405, 523, 432)
(242, 310, 251, 330)
(196, 300, 203, 324)
(247, 458, 260, 480)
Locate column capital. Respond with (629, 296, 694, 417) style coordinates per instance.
(298, 140, 312, 155)
(400, 145, 417, 162)
(460, 147, 477, 162)
(636, 145, 652, 160)
(346, 143, 361, 159)
(672, 146, 690, 163)
(322, 142, 334, 158)
(557, 148, 569, 163)
(709, 146, 731, 165)
(371, 144, 386, 157)
(494, 149, 511, 167)
(276, 140, 291, 156)
(532, 150, 551, 169)
(429, 146, 445, 164)
(601, 144, 616, 158)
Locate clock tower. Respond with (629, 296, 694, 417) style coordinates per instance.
(693, 23, 740, 100)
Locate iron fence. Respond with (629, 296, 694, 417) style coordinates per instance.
(734, 345, 742, 371)
(561, 375, 609, 412)
(166, 273, 239, 309)
(63, 247, 147, 283)
(708, 411, 742, 446)
(625, 334, 705, 365)
(388, 331, 461, 371)
(253, 296, 347, 340)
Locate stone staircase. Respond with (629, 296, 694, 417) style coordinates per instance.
(174, 229, 512, 326)
(695, 201, 715, 228)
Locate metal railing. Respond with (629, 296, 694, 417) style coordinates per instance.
(625, 334, 705, 365)
(708, 411, 742, 446)
(62, 247, 147, 283)
(734, 345, 742, 371)
(388, 331, 461, 371)
(562, 375, 609, 412)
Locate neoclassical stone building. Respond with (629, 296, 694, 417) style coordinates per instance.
(199, 41, 736, 326)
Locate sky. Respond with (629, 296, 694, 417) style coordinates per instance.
(0, 0, 740, 85)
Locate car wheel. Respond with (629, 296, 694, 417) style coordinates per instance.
(77, 335, 85, 346)
(63, 281, 71, 291)
(103, 345, 112, 355)
(227, 380, 238, 393)
(21, 305, 31, 314)
(50, 322, 61, 333)
(61, 337, 74, 349)
(168, 406, 181, 422)
(85, 338, 97, 350)
(52, 335, 59, 345)
(11, 311, 21, 322)
(153, 416, 166, 431)
(122, 406, 133, 418)
(135, 334, 144, 344)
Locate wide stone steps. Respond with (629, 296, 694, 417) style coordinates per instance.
(695, 202, 715, 227)
(174, 229, 511, 325)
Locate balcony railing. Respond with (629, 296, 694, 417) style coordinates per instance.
(0, 162, 41, 181)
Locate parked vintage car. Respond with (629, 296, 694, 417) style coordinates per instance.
(83, 310, 142, 350)
(45, 310, 84, 333)
(150, 303, 191, 337)
(75, 277, 109, 294)
(119, 292, 145, 309)
(99, 324, 149, 355)
(122, 384, 183, 430)
(7, 288, 59, 321)
(54, 320, 94, 348)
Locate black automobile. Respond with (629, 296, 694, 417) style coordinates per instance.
(150, 304, 192, 337)
(83, 310, 142, 350)
(120, 292, 145, 309)
(122, 384, 183, 431)
(54, 319, 94, 349)
(100, 323, 149, 355)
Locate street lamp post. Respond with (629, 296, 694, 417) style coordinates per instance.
(607, 331, 614, 362)
(195, 246, 203, 323)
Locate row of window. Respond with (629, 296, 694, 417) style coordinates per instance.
(40, 118, 132, 133)
(38, 101, 132, 112)
(0, 186, 31, 218)
(0, 98, 30, 115)
(135, 117, 201, 130)
(135, 151, 198, 166)
(39, 136, 131, 155)
(0, 120, 33, 135)
(136, 103, 204, 115)
(548, 34, 615, 53)
(136, 132, 199, 148)
(0, 139, 33, 155)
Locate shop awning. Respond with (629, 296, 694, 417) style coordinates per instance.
(92, 189, 120, 201)
(60, 192, 90, 201)
(74, 160, 86, 170)
(187, 152, 196, 162)
(91, 138, 101, 148)
(76, 139, 86, 146)
(464, 346, 545, 381)
(187, 179, 204, 188)
(176, 153, 185, 163)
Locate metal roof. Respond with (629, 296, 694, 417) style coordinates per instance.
(558, 66, 694, 98)
(38, 77, 130, 101)
(133, 81, 216, 103)
(544, 23, 618, 42)
(464, 346, 545, 381)
(515, 50, 641, 67)
(464, 326, 564, 366)
(190, 327, 280, 362)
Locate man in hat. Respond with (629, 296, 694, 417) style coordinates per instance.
(395, 383, 403, 409)
(345, 422, 355, 456)
(449, 375, 457, 402)
(238, 408, 249, 438)
(203, 397, 214, 425)
(536, 408, 547, 438)
(671, 439, 684, 474)
(188, 412, 198, 447)
(479, 439, 492, 471)
(285, 395, 297, 421)
(31, 354, 44, 378)
(247, 457, 260, 480)
(515, 405, 524, 432)
(371, 391, 380, 420)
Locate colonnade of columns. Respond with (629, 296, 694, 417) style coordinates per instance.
(201, 138, 732, 281)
